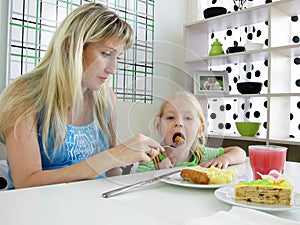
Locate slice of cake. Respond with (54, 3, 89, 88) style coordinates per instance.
(235, 170, 294, 206)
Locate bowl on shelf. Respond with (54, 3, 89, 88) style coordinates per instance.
(226, 46, 245, 54)
(235, 122, 261, 137)
(245, 43, 264, 51)
(237, 82, 262, 94)
(203, 7, 227, 19)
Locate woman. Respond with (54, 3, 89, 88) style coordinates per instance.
(0, 3, 163, 189)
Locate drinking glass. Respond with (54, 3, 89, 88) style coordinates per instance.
(249, 145, 287, 180)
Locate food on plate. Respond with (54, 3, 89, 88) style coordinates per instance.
(180, 166, 237, 184)
(235, 170, 294, 205)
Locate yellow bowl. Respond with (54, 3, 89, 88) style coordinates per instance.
(235, 122, 261, 137)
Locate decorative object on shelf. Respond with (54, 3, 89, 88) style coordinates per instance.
(237, 82, 262, 94)
(193, 70, 229, 95)
(203, 7, 227, 19)
(209, 39, 224, 56)
(226, 46, 245, 54)
(235, 122, 261, 137)
(233, 0, 247, 11)
(244, 43, 264, 51)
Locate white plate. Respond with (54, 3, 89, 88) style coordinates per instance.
(161, 172, 248, 189)
(215, 186, 300, 212)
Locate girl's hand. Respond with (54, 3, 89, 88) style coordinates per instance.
(199, 155, 230, 169)
(159, 157, 176, 169)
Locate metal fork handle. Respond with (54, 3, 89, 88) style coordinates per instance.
(102, 169, 181, 198)
(102, 180, 147, 198)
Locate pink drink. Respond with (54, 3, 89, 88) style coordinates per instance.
(249, 145, 287, 180)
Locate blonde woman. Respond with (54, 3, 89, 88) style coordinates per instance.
(133, 91, 246, 172)
(0, 3, 163, 189)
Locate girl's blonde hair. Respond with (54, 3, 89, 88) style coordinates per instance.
(156, 91, 207, 147)
(0, 3, 134, 158)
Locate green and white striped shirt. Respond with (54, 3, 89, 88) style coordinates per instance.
(134, 145, 224, 173)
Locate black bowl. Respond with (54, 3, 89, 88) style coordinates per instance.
(227, 46, 245, 54)
(237, 82, 262, 94)
(203, 7, 227, 19)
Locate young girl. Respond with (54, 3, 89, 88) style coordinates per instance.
(133, 91, 246, 172)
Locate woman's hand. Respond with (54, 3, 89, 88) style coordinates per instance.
(109, 133, 164, 166)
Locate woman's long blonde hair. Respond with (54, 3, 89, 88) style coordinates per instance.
(0, 3, 134, 158)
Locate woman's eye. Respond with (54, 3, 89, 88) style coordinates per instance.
(102, 52, 111, 57)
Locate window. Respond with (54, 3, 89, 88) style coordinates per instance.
(7, 0, 154, 103)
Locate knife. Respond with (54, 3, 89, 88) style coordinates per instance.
(102, 169, 181, 198)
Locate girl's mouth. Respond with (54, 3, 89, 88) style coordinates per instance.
(172, 132, 185, 146)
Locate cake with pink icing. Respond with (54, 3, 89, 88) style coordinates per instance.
(235, 170, 294, 206)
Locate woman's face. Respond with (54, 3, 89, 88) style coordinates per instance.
(157, 98, 204, 151)
(82, 39, 125, 91)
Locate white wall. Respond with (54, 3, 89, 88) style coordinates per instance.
(153, 0, 188, 102)
(115, 0, 187, 144)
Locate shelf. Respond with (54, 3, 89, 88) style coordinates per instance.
(196, 93, 268, 98)
(209, 134, 300, 146)
(275, 0, 300, 16)
(186, 49, 268, 66)
(196, 93, 300, 99)
(184, 0, 300, 34)
(185, 43, 300, 67)
(271, 44, 300, 57)
(184, 3, 270, 33)
(268, 138, 300, 146)
(208, 134, 267, 142)
(185, 0, 300, 145)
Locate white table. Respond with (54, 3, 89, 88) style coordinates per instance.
(1, 159, 300, 225)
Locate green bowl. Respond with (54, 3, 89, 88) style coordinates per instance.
(235, 122, 261, 137)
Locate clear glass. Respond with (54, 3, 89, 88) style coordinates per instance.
(249, 145, 287, 180)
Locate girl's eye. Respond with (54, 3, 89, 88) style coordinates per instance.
(166, 116, 175, 120)
(185, 116, 193, 120)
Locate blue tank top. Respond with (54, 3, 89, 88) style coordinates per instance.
(7, 112, 110, 189)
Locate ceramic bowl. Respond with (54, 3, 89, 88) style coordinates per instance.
(226, 46, 245, 54)
(245, 43, 264, 51)
(237, 82, 262, 94)
(203, 7, 227, 19)
(235, 122, 261, 137)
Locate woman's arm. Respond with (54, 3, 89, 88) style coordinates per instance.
(6, 113, 163, 188)
(105, 89, 122, 176)
(6, 114, 99, 188)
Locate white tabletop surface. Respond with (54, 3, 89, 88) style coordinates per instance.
(1, 159, 300, 225)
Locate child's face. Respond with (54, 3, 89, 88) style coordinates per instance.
(157, 98, 204, 151)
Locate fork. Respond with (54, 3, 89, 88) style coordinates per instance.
(163, 142, 183, 149)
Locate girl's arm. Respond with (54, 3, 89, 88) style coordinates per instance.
(200, 146, 246, 169)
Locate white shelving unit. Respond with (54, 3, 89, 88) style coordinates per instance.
(184, 0, 300, 145)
